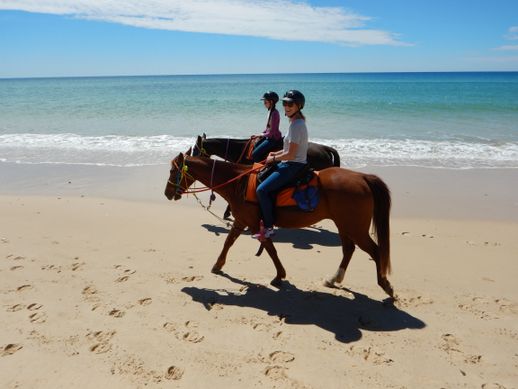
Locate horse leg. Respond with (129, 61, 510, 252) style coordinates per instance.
(324, 233, 355, 287)
(355, 235, 395, 298)
(261, 238, 286, 287)
(223, 204, 232, 220)
(211, 222, 244, 273)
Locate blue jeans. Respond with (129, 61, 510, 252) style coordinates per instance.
(252, 137, 279, 162)
(256, 161, 306, 228)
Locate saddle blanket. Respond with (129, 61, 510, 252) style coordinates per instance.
(245, 163, 319, 208)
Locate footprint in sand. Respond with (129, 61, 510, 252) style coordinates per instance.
(138, 298, 152, 306)
(464, 354, 482, 364)
(269, 351, 295, 363)
(82, 286, 100, 304)
(182, 275, 204, 282)
(109, 309, 125, 318)
(29, 312, 47, 324)
(10, 265, 24, 271)
(27, 303, 43, 311)
(397, 295, 434, 308)
(115, 275, 130, 283)
(163, 321, 204, 343)
(71, 262, 85, 271)
(440, 333, 460, 352)
(481, 384, 507, 389)
(89, 343, 112, 354)
(42, 264, 63, 273)
(1, 344, 23, 357)
(163, 322, 177, 332)
(86, 330, 116, 354)
(264, 365, 287, 380)
(166, 366, 184, 380)
(7, 304, 25, 312)
(114, 265, 136, 274)
(16, 284, 32, 292)
(181, 331, 204, 343)
(87, 330, 116, 343)
(7, 255, 24, 261)
(272, 331, 283, 340)
(495, 298, 518, 315)
(496, 328, 518, 340)
(346, 345, 394, 365)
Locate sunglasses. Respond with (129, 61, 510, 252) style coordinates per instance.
(282, 101, 295, 107)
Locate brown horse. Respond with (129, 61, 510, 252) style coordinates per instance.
(164, 150, 395, 298)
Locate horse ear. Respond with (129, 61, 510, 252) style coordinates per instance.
(186, 147, 192, 156)
(203, 133, 207, 140)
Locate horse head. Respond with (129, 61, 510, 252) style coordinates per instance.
(164, 148, 194, 201)
(192, 135, 203, 157)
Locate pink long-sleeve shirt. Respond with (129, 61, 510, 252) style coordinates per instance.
(262, 109, 281, 141)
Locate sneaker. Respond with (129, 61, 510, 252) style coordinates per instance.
(263, 227, 275, 238)
(252, 227, 275, 241)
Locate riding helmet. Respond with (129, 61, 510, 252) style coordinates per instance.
(261, 91, 279, 103)
(282, 90, 305, 109)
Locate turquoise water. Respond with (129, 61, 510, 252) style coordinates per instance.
(1, 72, 517, 168)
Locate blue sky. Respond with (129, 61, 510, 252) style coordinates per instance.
(1, 0, 517, 77)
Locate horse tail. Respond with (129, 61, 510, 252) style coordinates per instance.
(325, 146, 341, 167)
(363, 174, 391, 276)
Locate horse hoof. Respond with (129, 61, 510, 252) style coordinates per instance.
(270, 278, 283, 288)
(211, 267, 223, 275)
(324, 279, 335, 288)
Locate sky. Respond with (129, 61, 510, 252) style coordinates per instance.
(1, 0, 517, 77)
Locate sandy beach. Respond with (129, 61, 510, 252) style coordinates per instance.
(1, 162, 517, 388)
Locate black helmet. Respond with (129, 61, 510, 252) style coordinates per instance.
(282, 90, 305, 109)
(261, 91, 279, 104)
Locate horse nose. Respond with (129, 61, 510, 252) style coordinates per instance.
(164, 187, 173, 200)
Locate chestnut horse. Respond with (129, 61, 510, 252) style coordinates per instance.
(164, 150, 394, 298)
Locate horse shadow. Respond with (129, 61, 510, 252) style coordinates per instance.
(182, 272, 426, 344)
(201, 224, 341, 249)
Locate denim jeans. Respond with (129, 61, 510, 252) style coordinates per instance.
(252, 137, 280, 162)
(256, 161, 306, 228)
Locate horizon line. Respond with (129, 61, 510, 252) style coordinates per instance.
(2, 70, 518, 81)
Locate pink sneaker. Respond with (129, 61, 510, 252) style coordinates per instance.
(252, 227, 275, 241)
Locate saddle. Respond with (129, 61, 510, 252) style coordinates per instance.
(245, 163, 320, 211)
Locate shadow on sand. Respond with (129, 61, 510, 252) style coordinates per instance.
(201, 223, 341, 249)
(182, 272, 426, 344)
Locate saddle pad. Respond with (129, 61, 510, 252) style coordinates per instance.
(245, 163, 319, 207)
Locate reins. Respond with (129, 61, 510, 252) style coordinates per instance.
(168, 157, 264, 195)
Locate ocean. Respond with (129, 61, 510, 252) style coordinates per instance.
(1, 72, 517, 169)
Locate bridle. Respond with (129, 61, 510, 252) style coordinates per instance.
(168, 155, 264, 198)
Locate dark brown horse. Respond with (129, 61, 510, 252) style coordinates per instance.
(194, 133, 341, 169)
(164, 151, 394, 298)
(194, 133, 341, 219)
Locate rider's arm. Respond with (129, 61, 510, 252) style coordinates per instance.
(268, 142, 298, 163)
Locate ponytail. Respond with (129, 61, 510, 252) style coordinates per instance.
(266, 102, 277, 128)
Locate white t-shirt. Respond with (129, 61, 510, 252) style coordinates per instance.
(283, 118, 308, 164)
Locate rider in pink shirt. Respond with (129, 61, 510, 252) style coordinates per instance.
(252, 91, 282, 162)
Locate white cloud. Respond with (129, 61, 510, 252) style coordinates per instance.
(505, 26, 518, 40)
(0, 0, 407, 46)
(493, 26, 518, 51)
(494, 45, 518, 51)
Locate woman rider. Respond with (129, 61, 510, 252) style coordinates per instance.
(251, 91, 282, 162)
(254, 90, 308, 239)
